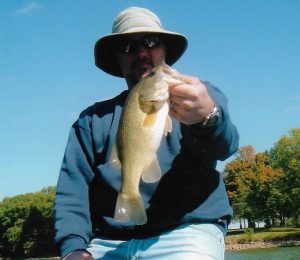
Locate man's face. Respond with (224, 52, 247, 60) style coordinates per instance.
(115, 34, 166, 88)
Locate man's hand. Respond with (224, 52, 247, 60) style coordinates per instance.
(169, 75, 215, 125)
(63, 250, 94, 260)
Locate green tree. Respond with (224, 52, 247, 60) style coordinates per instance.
(268, 128, 300, 225)
(248, 152, 282, 226)
(224, 146, 256, 227)
(0, 186, 56, 257)
(224, 146, 282, 227)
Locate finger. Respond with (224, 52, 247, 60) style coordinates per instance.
(170, 102, 187, 118)
(169, 106, 186, 124)
(170, 84, 190, 98)
(170, 95, 194, 110)
(170, 107, 199, 125)
(179, 74, 201, 84)
(170, 94, 185, 105)
(170, 84, 200, 101)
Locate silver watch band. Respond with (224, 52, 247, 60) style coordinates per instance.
(202, 104, 219, 126)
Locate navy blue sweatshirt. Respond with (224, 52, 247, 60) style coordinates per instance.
(54, 81, 239, 258)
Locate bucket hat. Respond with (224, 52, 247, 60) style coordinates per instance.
(94, 7, 188, 77)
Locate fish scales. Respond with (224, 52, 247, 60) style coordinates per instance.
(110, 63, 186, 225)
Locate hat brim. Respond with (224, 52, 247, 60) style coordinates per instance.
(94, 29, 188, 77)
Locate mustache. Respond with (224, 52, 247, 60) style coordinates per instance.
(131, 58, 154, 70)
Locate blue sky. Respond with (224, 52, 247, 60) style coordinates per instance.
(1, 0, 299, 201)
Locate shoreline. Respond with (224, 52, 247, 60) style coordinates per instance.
(0, 242, 299, 259)
(226, 240, 300, 251)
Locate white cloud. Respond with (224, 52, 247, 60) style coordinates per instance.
(13, 2, 43, 16)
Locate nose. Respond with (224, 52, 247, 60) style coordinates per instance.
(134, 44, 150, 58)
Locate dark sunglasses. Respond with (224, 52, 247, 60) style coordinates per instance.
(119, 35, 162, 54)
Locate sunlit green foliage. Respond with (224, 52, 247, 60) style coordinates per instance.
(224, 128, 300, 228)
(0, 187, 56, 257)
(268, 128, 300, 224)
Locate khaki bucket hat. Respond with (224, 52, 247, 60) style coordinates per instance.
(94, 7, 188, 77)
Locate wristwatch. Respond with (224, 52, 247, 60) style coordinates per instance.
(201, 104, 220, 127)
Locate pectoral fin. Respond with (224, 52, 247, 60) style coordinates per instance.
(143, 111, 158, 127)
(110, 142, 121, 169)
(164, 115, 172, 136)
(142, 156, 161, 183)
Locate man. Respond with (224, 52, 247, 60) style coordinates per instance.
(54, 7, 239, 260)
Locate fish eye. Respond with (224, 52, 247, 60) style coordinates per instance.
(148, 71, 156, 77)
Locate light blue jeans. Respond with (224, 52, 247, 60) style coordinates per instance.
(87, 223, 225, 260)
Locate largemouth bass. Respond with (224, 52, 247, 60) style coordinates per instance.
(110, 63, 186, 225)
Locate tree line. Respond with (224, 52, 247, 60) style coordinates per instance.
(0, 187, 56, 257)
(224, 128, 300, 228)
(0, 128, 299, 257)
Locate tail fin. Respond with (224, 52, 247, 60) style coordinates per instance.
(114, 193, 147, 225)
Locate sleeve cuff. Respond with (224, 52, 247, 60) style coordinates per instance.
(60, 236, 88, 259)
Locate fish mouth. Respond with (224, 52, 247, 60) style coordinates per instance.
(138, 65, 153, 79)
(132, 59, 154, 80)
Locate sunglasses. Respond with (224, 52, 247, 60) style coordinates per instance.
(119, 35, 162, 54)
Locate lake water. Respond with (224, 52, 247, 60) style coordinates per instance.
(226, 246, 300, 260)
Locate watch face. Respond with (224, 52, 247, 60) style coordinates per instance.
(203, 106, 220, 127)
(206, 113, 219, 126)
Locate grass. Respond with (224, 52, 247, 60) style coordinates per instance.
(226, 227, 300, 244)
